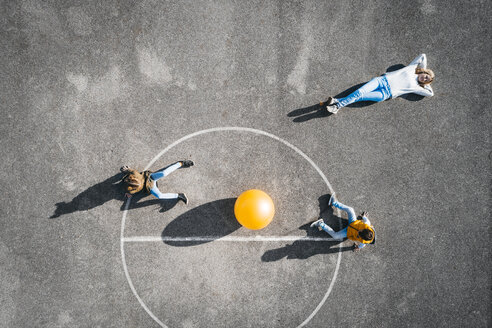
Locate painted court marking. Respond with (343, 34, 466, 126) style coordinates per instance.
(120, 127, 342, 328)
(123, 236, 342, 242)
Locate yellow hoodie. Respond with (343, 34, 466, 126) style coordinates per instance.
(346, 220, 375, 244)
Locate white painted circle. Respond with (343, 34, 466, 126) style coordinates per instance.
(120, 127, 342, 328)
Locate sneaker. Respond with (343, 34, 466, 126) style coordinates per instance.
(328, 193, 336, 206)
(181, 160, 194, 168)
(319, 97, 336, 108)
(120, 165, 130, 173)
(361, 211, 368, 218)
(310, 219, 324, 231)
(178, 193, 188, 204)
(326, 104, 340, 114)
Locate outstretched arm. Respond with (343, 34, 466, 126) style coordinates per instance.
(409, 54, 427, 68)
(354, 215, 371, 251)
(353, 243, 366, 251)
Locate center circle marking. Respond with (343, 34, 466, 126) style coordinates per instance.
(120, 127, 342, 327)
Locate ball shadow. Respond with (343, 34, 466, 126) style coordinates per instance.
(161, 198, 241, 247)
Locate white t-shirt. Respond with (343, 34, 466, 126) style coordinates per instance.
(385, 54, 434, 98)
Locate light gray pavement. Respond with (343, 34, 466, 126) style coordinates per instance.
(1, 1, 490, 327)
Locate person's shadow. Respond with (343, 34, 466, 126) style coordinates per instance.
(50, 172, 126, 218)
(50, 164, 183, 218)
(261, 194, 353, 261)
(161, 198, 241, 246)
(288, 64, 424, 122)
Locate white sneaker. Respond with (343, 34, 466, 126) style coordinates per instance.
(327, 104, 340, 114)
(320, 97, 337, 109)
(328, 193, 336, 206)
(310, 219, 324, 231)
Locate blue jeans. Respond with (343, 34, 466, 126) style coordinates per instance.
(149, 162, 182, 199)
(319, 200, 356, 239)
(335, 76, 392, 108)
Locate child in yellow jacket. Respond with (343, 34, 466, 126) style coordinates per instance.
(311, 193, 375, 251)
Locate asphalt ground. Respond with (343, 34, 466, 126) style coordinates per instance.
(0, 1, 490, 327)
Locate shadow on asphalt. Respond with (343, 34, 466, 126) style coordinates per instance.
(123, 193, 180, 213)
(288, 63, 426, 122)
(50, 172, 126, 218)
(288, 102, 333, 122)
(161, 198, 241, 247)
(288, 82, 374, 123)
(260, 224, 353, 261)
(261, 194, 353, 261)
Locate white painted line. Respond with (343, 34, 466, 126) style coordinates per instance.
(142, 127, 332, 190)
(123, 236, 342, 242)
(298, 240, 342, 328)
(120, 197, 168, 328)
(121, 127, 342, 328)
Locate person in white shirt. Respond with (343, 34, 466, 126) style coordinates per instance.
(324, 54, 434, 114)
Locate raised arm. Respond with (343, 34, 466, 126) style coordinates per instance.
(353, 215, 371, 251)
(414, 84, 434, 97)
(361, 215, 371, 225)
(409, 54, 427, 68)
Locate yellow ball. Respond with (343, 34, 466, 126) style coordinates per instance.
(234, 189, 275, 230)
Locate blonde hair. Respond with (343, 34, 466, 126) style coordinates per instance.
(415, 68, 435, 85)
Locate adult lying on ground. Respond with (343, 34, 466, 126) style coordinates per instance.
(323, 54, 434, 114)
